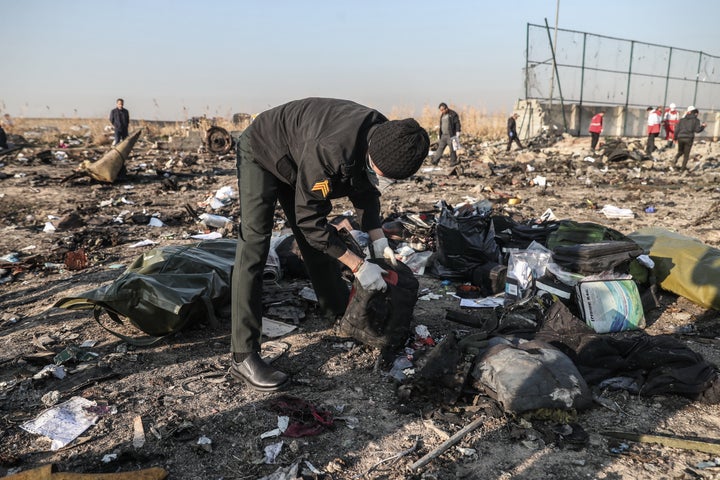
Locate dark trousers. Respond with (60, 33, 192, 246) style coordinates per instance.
(646, 133, 658, 154)
(114, 129, 128, 145)
(231, 132, 349, 354)
(674, 138, 694, 169)
(431, 135, 457, 165)
(590, 132, 600, 151)
(506, 133, 523, 151)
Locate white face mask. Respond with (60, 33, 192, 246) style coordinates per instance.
(366, 157, 396, 193)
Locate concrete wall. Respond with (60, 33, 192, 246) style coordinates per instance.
(514, 99, 719, 141)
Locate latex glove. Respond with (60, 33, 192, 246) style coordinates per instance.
(354, 260, 387, 292)
(371, 237, 398, 266)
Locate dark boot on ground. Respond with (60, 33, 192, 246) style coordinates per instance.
(230, 352, 289, 391)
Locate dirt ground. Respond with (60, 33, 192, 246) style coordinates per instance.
(1, 123, 720, 480)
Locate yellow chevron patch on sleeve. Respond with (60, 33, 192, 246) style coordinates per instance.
(311, 179, 330, 198)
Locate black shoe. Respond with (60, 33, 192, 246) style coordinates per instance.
(230, 352, 289, 392)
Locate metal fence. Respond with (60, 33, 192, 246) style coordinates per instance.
(525, 22, 720, 135)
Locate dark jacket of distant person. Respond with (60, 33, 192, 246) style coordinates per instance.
(0, 125, 7, 150)
(438, 107, 461, 138)
(674, 112, 705, 140)
(507, 115, 519, 137)
(246, 97, 387, 258)
(109, 106, 130, 139)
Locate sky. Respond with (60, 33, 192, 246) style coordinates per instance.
(3, 0, 719, 121)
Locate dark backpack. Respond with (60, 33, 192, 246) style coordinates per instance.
(54, 239, 236, 345)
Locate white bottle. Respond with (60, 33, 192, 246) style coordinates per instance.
(199, 213, 230, 228)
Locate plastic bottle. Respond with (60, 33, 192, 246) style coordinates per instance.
(199, 213, 230, 228)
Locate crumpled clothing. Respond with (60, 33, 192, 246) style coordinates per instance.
(271, 395, 333, 437)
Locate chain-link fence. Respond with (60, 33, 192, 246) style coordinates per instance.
(524, 22, 719, 136)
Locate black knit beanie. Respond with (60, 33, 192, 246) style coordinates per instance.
(367, 118, 430, 180)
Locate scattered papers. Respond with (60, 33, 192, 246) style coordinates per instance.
(261, 416, 290, 439)
(419, 292, 442, 301)
(207, 186, 237, 210)
(601, 204, 634, 219)
(128, 239, 156, 248)
(21, 396, 99, 450)
(196, 435, 212, 452)
(32, 364, 66, 380)
(263, 441, 284, 464)
(190, 231, 223, 240)
(460, 297, 505, 308)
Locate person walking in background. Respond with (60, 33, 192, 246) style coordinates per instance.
(506, 112, 523, 152)
(646, 106, 662, 155)
(673, 106, 706, 171)
(230, 97, 429, 391)
(588, 111, 604, 152)
(663, 103, 680, 149)
(109, 98, 130, 145)
(0, 124, 8, 150)
(430, 102, 461, 166)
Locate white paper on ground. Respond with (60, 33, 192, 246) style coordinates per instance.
(459, 297, 505, 308)
(20, 396, 99, 450)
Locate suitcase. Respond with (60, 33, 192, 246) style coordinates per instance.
(546, 220, 628, 250)
(552, 240, 643, 274)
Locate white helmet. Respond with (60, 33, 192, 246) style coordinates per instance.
(669, 103, 676, 110)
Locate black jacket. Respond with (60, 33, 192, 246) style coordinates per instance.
(674, 114, 705, 139)
(507, 116, 518, 136)
(109, 108, 130, 133)
(438, 109, 461, 137)
(247, 98, 385, 258)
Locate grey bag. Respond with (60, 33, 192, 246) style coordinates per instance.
(470, 338, 592, 413)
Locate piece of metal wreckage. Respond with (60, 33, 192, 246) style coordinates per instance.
(204, 126, 234, 155)
(77, 129, 142, 183)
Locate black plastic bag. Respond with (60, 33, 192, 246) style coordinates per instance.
(435, 203, 499, 279)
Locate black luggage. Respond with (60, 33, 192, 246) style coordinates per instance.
(552, 240, 644, 275)
(338, 259, 419, 349)
(492, 216, 559, 251)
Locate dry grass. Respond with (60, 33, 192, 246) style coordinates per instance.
(389, 105, 507, 141)
(4, 105, 507, 147)
(6, 117, 195, 147)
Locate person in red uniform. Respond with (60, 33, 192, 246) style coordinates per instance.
(588, 111, 604, 152)
(663, 103, 680, 149)
(646, 106, 662, 155)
